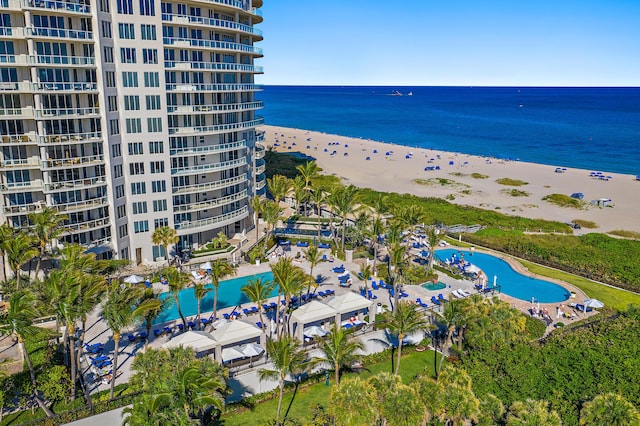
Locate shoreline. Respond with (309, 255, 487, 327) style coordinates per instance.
(260, 124, 640, 234)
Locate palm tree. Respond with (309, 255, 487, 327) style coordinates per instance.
(1, 232, 37, 289)
(270, 257, 306, 335)
(102, 281, 142, 400)
(328, 377, 377, 426)
(435, 299, 466, 376)
(241, 277, 274, 329)
(261, 200, 282, 252)
(258, 336, 310, 421)
(267, 174, 290, 204)
(249, 195, 265, 243)
(438, 365, 480, 426)
(368, 215, 385, 271)
(328, 185, 360, 253)
(291, 175, 308, 216)
(209, 259, 236, 322)
(28, 206, 67, 278)
(174, 367, 226, 421)
(506, 399, 562, 426)
(151, 226, 178, 263)
(122, 393, 171, 425)
(304, 245, 322, 298)
(296, 161, 318, 216)
(193, 282, 211, 328)
(425, 226, 440, 273)
(359, 263, 373, 299)
(0, 290, 54, 417)
(382, 301, 431, 375)
(164, 267, 192, 328)
(388, 242, 408, 312)
(309, 187, 326, 240)
(132, 288, 163, 351)
(580, 393, 640, 426)
(478, 394, 506, 426)
(316, 325, 364, 385)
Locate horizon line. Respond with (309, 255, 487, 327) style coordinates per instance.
(258, 84, 640, 89)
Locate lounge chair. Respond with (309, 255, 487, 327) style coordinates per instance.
(164, 326, 173, 334)
(127, 334, 136, 342)
(223, 313, 231, 320)
(243, 308, 252, 315)
(154, 329, 163, 337)
(452, 289, 464, 298)
(437, 294, 447, 302)
(431, 296, 441, 306)
(368, 290, 377, 300)
(188, 321, 196, 329)
(318, 290, 326, 297)
(371, 281, 379, 290)
(415, 298, 428, 308)
(379, 280, 387, 289)
(325, 289, 335, 296)
(318, 242, 330, 249)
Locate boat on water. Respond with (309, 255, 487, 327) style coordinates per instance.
(389, 90, 403, 96)
(407, 91, 413, 96)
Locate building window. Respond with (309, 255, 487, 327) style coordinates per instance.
(109, 118, 119, 135)
(120, 47, 136, 63)
(141, 24, 156, 40)
(153, 199, 167, 212)
(150, 161, 165, 174)
(144, 71, 159, 87)
(100, 0, 110, 12)
(139, 0, 155, 16)
(107, 95, 117, 112)
(149, 141, 164, 154)
(126, 118, 142, 134)
(111, 143, 121, 158)
(132, 201, 147, 214)
(152, 180, 166, 193)
(115, 184, 125, 198)
(120, 247, 129, 260)
(129, 162, 144, 175)
(122, 71, 138, 87)
(103, 46, 113, 63)
(145, 95, 161, 110)
(113, 164, 123, 178)
(142, 48, 158, 64)
(118, 23, 135, 39)
(101, 21, 112, 38)
(117, 0, 133, 14)
(118, 224, 128, 238)
(128, 142, 143, 155)
(154, 218, 168, 229)
(131, 182, 146, 194)
(147, 117, 162, 133)
(134, 220, 149, 233)
(124, 95, 140, 111)
(105, 71, 115, 87)
(117, 205, 127, 219)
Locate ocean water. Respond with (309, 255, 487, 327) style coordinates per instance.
(258, 86, 640, 175)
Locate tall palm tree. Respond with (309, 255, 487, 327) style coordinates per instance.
(270, 257, 306, 335)
(359, 263, 374, 299)
(102, 281, 142, 400)
(241, 277, 274, 329)
(382, 301, 431, 375)
(368, 215, 385, 271)
(209, 259, 236, 321)
(258, 336, 310, 422)
(174, 367, 226, 421)
(309, 187, 326, 240)
(304, 245, 322, 298)
(267, 174, 290, 204)
(290, 175, 308, 216)
(261, 200, 282, 252)
(580, 393, 640, 426)
(132, 288, 164, 350)
(436, 299, 466, 376)
(28, 206, 67, 278)
(151, 226, 179, 263)
(388, 242, 408, 312)
(249, 195, 265, 243)
(438, 365, 481, 426)
(425, 226, 440, 273)
(0, 290, 54, 417)
(328, 185, 360, 253)
(506, 399, 562, 426)
(328, 377, 377, 426)
(316, 325, 364, 385)
(296, 161, 318, 216)
(193, 282, 211, 328)
(165, 267, 192, 328)
(1, 232, 37, 289)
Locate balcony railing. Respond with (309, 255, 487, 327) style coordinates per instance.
(166, 83, 262, 93)
(170, 140, 246, 156)
(21, 0, 91, 14)
(39, 131, 102, 144)
(3, 203, 44, 214)
(255, 163, 265, 175)
(255, 178, 266, 191)
(167, 101, 263, 115)
(1, 158, 40, 168)
(33, 82, 98, 92)
(44, 176, 107, 192)
(163, 37, 262, 55)
(162, 13, 262, 37)
(164, 61, 262, 73)
(1, 133, 38, 144)
(171, 157, 246, 175)
(0, 179, 43, 192)
(175, 205, 248, 232)
(34, 54, 95, 66)
(26, 27, 93, 40)
(168, 117, 264, 136)
(62, 217, 111, 235)
(35, 107, 100, 118)
(41, 154, 105, 169)
(255, 145, 265, 159)
(0, 106, 34, 118)
(0, 27, 26, 37)
(173, 190, 247, 213)
(54, 196, 108, 213)
(172, 175, 246, 195)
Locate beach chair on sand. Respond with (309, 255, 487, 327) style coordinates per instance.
(431, 296, 441, 306)
(371, 281, 379, 290)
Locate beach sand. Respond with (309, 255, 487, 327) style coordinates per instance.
(261, 125, 640, 234)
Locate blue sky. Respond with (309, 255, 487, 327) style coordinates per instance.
(255, 1, 640, 86)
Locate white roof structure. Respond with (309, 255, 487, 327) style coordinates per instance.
(290, 300, 337, 325)
(327, 292, 373, 314)
(161, 331, 218, 352)
(210, 320, 262, 347)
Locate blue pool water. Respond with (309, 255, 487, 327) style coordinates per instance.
(435, 249, 570, 303)
(154, 272, 276, 324)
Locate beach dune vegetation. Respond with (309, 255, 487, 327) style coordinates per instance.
(542, 193, 585, 209)
(496, 177, 528, 186)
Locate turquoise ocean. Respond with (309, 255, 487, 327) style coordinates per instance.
(258, 86, 640, 176)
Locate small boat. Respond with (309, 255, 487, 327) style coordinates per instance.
(407, 91, 413, 96)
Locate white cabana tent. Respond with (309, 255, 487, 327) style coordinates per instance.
(161, 331, 218, 354)
(200, 261, 212, 270)
(124, 274, 144, 284)
(327, 292, 375, 326)
(289, 300, 337, 341)
(210, 320, 263, 363)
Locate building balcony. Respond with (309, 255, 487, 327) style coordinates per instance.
(39, 131, 102, 144)
(167, 101, 263, 115)
(164, 61, 262, 73)
(0, 106, 35, 119)
(172, 175, 246, 195)
(35, 107, 100, 119)
(21, 0, 92, 15)
(33, 54, 96, 67)
(171, 157, 247, 176)
(1, 133, 38, 145)
(3, 202, 44, 215)
(2, 0, 21, 11)
(44, 176, 107, 193)
(41, 154, 105, 170)
(255, 176, 266, 191)
(0, 53, 30, 66)
(25, 27, 93, 41)
(0, 26, 26, 38)
(255, 144, 265, 159)
(162, 37, 262, 56)
(173, 190, 247, 213)
(0, 179, 43, 192)
(255, 131, 265, 143)
(61, 217, 111, 235)
(166, 83, 262, 93)
(168, 117, 264, 136)
(255, 161, 265, 175)
(53, 196, 109, 213)
(170, 140, 247, 156)
(162, 13, 263, 38)
(0, 158, 40, 169)
(34, 82, 98, 93)
(175, 205, 248, 233)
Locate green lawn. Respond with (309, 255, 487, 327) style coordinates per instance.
(222, 349, 440, 425)
(519, 260, 640, 311)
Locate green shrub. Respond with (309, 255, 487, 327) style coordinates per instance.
(496, 177, 528, 186)
(542, 193, 585, 209)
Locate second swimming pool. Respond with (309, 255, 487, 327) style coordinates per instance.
(436, 249, 570, 303)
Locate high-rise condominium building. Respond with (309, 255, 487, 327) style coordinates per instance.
(0, 0, 264, 263)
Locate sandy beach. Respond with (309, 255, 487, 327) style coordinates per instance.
(260, 125, 640, 234)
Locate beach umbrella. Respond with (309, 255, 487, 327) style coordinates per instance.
(240, 342, 265, 358)
(200, 261, 212, 270)
(221, 346, 246, 362)
(303, 325, 328, 338)
(124, 275, 144, 284)
(583, 299, 604, 311)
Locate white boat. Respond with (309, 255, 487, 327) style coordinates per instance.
(407, 91, 413, 96)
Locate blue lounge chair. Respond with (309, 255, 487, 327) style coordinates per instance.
(188, 321, 196, 329)
(154, 329, 163, 337)
(201, 318, 211, 325)
(177, 323, 184, 331)
(223, 313, 230, 320)
(360, 288, 367, 297)
(127, 334, 136, 342)
(371, 281, 379, 290)
(379, 280, 387, 289)
(325, 289, 335, 296)
(256, 321, 263, 329)
(269, 302, 278, 309)
(138, 332, 148, 340)
(90, 354, 109, 362)
(438, 294, 447, 302)
(243, 308, 251, 315)
(416, 298, 428, 308)
(164, 326, 173, 334)
(318, 242, 330, 249)
(368, 290, 377, 300)
(251, 306, 259, 313)
(318, 291, 326, 297)
(263, 303, 271, 311)
(431, 296, 441, 306)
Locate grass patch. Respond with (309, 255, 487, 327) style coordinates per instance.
(471, 173, 489, 179)
(572, 219, 598, 229)
(449, 172, 467, 177)
(542, 193, 585, 209)
(608, 230, 640, 240)
(495, 177, 528, 186)
(518, 259, 640, 311)
(411, 178, 469, 189)
(502, 189, 530, 197)
(412, 178, 430, 186)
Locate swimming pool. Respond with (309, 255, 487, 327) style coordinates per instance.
(435, 249, 570, 303)
(154, 272, 276, 324)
